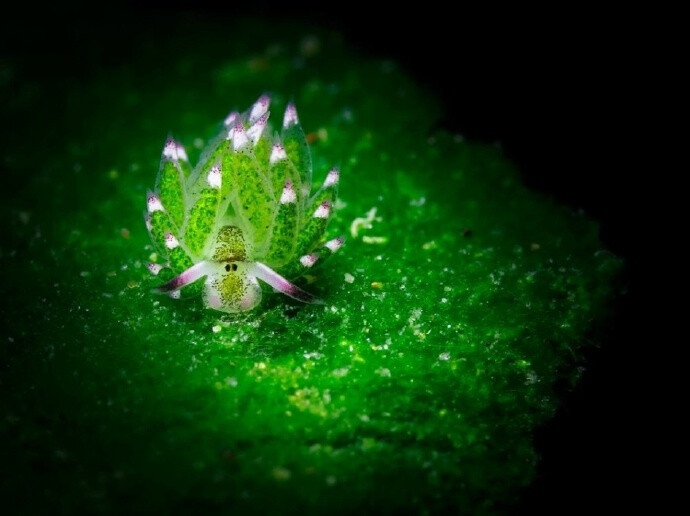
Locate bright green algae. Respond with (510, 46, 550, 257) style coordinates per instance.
(1, 25, 621, 514)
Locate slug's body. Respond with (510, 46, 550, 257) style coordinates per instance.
(145, 95, 343, 313)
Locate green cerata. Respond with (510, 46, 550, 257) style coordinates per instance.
(144, 95, 344, 313)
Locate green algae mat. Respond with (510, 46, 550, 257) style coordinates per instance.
(1, 20, 622, 514)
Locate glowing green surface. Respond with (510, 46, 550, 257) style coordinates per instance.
(1, 25, 621, 513)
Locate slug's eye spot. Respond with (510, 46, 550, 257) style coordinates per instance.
(225, 264, 231, 272)
(232, 263, 238, 271)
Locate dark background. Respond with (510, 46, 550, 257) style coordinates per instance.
(2, 6, 645, 513)
(324, 13, 647, 513)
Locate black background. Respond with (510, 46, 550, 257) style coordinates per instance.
(2, 6, 647, 513)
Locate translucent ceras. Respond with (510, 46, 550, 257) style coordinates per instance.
(145, 95, 344, 313)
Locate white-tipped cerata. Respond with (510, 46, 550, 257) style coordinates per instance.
(207, 165, 222, 189)
(147, 263, 163, 275)
(168, 290, 181, 299)
(249, 94, 270, 124)
(280, 181, 297, 204)
(175, 143, 188, 162)
(283, 103, 299, 129)
(313, 201, 331, 219)
(147, 194, 164, 213)
(164, 232, 179, 250)
(145, 214, 152, 231)
(247, 112, 268, 146)
(323, 167, 339, 188)
(300, 253, 319, 268)
(224, 111, 239, 127)
(163, 139, 178, 160)
(270, 142, 287, 164)
(232, 120, 249, 150)
(324, 236, 344, 253)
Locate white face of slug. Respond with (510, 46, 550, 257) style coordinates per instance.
(202, 262, 262, 313)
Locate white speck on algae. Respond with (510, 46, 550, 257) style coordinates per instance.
(332, 367, 349, 378)
(362, 236, 388, 244)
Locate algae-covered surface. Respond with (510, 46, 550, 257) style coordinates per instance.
(1, 17, 622, 514)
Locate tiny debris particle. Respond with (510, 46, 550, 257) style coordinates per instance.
(326, 475, 337, 486)
(127, 280, 139, 289)
(350, 207, 382, 238)
(226, 377, 238, 387)
(462, 228, 473, 237)
(362, 235, 388, 244)
(439, 352, 451, 361)
(530, 243, 541, 251)
(525, 372, 539, 385)
(108, 169, 119, 180)
(409, 196, 426, 207)
(80, 271, 90, 277)
(120, 228, 130, 239)
(344, 273, 355, 284)
(375, 367, 391, 378)
(212, 325, 222, 333)
(371, 281, 384, 290)
(272, 467, 291, 481)
(422, 241, 437, 250)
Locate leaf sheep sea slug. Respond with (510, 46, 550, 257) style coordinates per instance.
(145, 95, 343, 313)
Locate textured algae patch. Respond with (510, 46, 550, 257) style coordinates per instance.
(1, 22, 621, 515)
